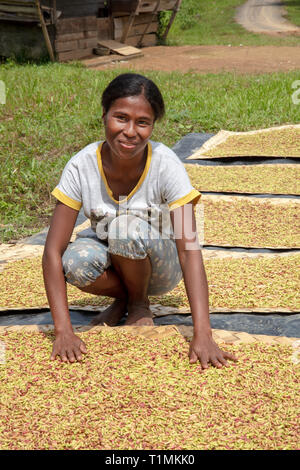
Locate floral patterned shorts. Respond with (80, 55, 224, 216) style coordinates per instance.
(62, 214, 183, 296)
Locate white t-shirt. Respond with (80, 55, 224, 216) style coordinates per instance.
(51, 140, 201, 240)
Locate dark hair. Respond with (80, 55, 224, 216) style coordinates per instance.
(101, 73, 165, 121)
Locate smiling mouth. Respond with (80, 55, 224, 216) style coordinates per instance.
(119, 141, 138, 149)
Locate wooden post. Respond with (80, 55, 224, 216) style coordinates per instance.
(52, 0, 57, 24)
(162, 0, 182, 42)
(35, 0, 55, 61)
(107, 0, 114, 40)
(137, 0, 161, 48)
(121, 0, 141, 44)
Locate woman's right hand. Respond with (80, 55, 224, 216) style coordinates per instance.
(50, 330, 87, 363)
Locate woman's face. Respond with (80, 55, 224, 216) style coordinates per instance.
(102, 94, 155, 161)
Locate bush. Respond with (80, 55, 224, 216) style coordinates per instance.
(157, 0, 200, 40)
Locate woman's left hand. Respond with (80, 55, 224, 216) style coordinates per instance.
(189, 332, 238, 370)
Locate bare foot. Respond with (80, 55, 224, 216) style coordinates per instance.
(89, 299, 127, 326)
(125, 300, 154, 326)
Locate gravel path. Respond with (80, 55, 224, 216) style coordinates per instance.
(236, 0, 300, 34)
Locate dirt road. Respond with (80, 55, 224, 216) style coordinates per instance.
(236, 0, 300, 34)
(94, 45, 300, 74)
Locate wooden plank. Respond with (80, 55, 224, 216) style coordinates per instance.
(138, 0, 176, 13)
(84, 15, 97, 30)
(98, 30, 111, 40)
(82, 53, 144, 68)
(114, 13, 155, 26)
(110, 0, 139, 13)
(56, 17, 85, 33)
(0, 1, 36, 4)
(55, 16, 97, 34)
(0, 0, 36, 4)
(112, 0, 177, 14)
(157, 0, 177, 10)
(97, 39, 141, 56)
(114, 17, 158, 31)
(139, 1, 162, 13)
(111, 12, 128, 17)
(55, 36, 98, 53)
(0, 10, 40, 20)
(56, 18, 111, 41)
(55, 39, 77, 52)
(126, 32, 157, 47)
(96, 17, 110, 29)
(78, 37, 98, 49)
(0, 5, 38, 14)
(54, 0, 105, 5)
(0, 12, 39, 21)
(96, 16, 111, 39)
(55, 31, 85, 41)
(49, 0, 106, 18)
(56, 31, 98, 41)
(114, 19, 158, 40)
(85, 30, 97, 38)
(57, 47, 94, 62)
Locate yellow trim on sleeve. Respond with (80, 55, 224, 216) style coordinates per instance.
(51, 187, 82, 211)
(168, 189, 202, 211)
(96, 141, 152, 205)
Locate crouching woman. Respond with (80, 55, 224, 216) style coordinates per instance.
(42, 73, 238, 369)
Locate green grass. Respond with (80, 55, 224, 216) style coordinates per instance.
(0, 62, 300, 243)
(163, 0, 300, 46)
(285, 0, 300, 27)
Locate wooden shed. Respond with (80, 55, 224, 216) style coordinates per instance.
(0, 1, 181, 62)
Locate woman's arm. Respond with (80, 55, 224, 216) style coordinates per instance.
(42, 201, 87, 362)
(170, 203, 238, 370)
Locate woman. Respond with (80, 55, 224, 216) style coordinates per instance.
(43, 73, 237, 369)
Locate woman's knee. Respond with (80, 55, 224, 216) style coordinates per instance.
(147, 239, 183, 295)
(62, 239, 110, 287)
(147, 266, 182, 296)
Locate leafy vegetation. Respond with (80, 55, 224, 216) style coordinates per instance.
(159, 0, 300, 46)
(284, 0, 300, 27)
